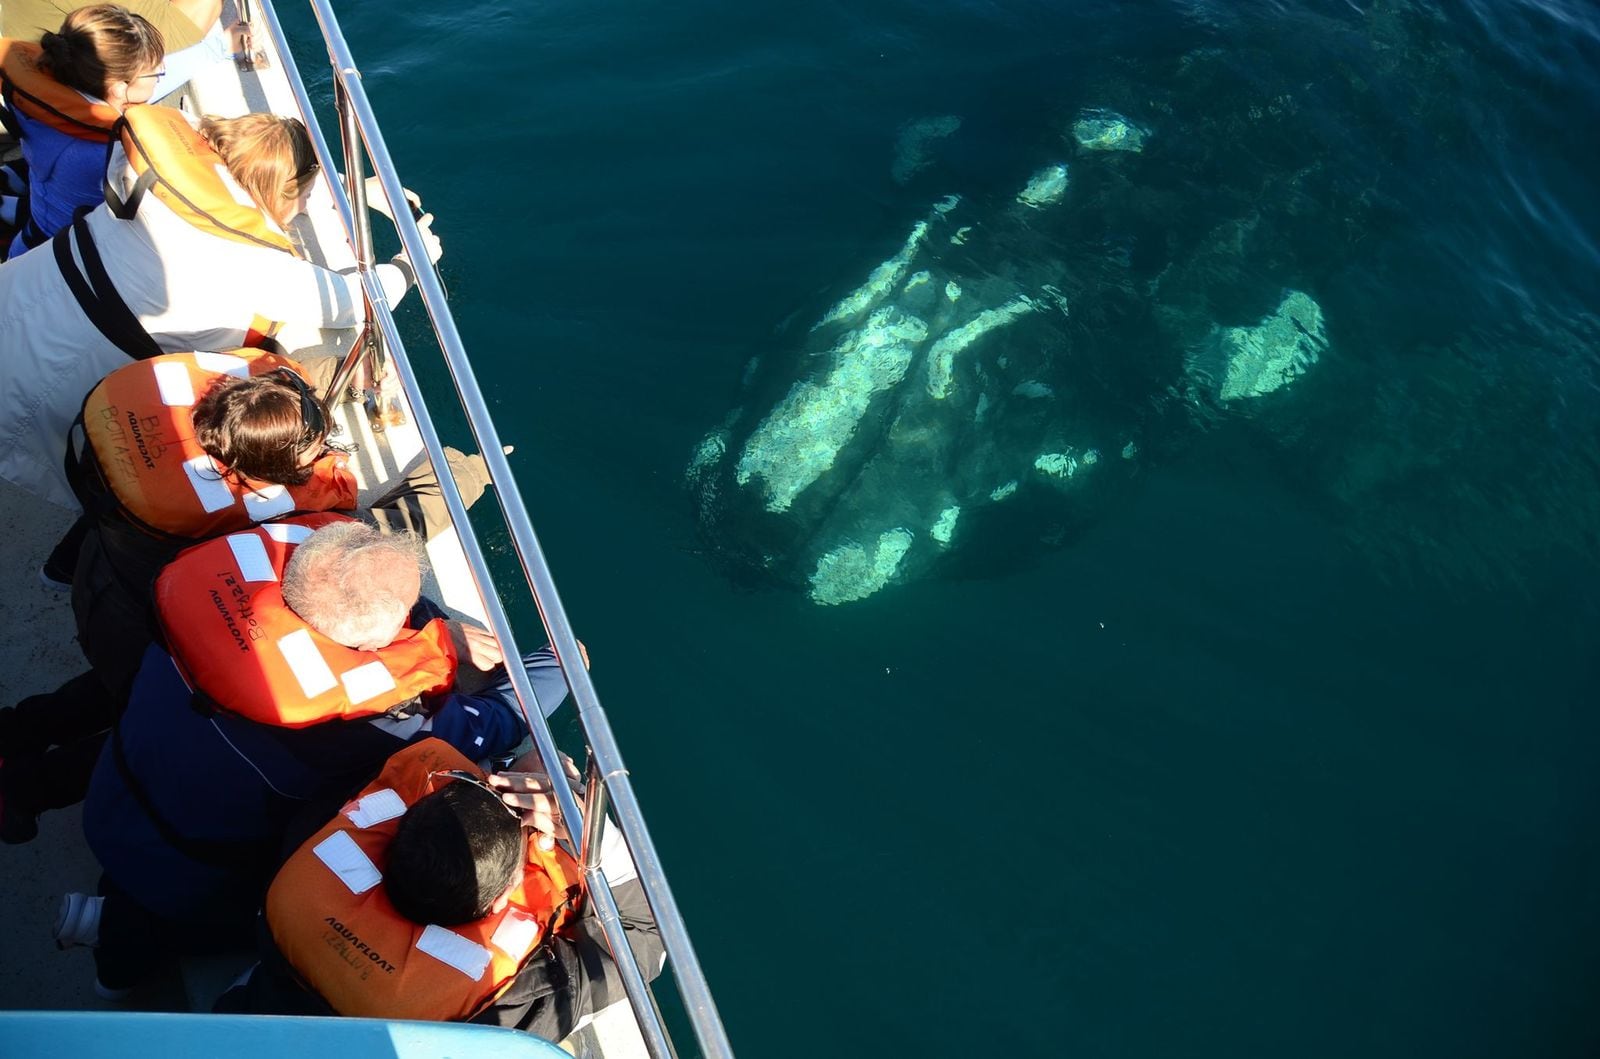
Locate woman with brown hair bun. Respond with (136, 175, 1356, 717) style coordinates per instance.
(0, 4, 164, 257)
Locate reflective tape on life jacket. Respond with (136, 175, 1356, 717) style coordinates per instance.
(76, 350, 357, 540)
(0, 39, 119, 142)
(106, 104, 297, 253)
(155, 513, 459, 727)
(267, 738, 582, 1022)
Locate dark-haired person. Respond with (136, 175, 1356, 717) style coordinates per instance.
(0, 104, 440, 513)
(56, 519, 575, 996)
(219, 739, 663, 1043)
(0, 5, 165, 258)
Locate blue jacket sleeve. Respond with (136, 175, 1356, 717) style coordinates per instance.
(422, 647, 571, 759)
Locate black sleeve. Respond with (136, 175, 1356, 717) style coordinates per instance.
(472, 877, 666, 1041)
(213, 917, 335, 1016)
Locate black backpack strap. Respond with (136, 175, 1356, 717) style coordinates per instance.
(52, 212, 162, 360)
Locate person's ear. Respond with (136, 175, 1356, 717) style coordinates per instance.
(490, 890, 513, 915)
(105, 81, 129, 108)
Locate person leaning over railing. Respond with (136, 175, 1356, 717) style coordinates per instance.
(0, 351, 494, 843)
(50, 517, 574, 998)
(0, 101, 441, 513)
(216, 738, 664, 1043)
(0, 5, 165, 258)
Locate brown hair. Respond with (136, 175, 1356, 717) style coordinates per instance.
(38, 5, 164, 100)
(199, 113, 319, 227)
(190, 372, 327, 487)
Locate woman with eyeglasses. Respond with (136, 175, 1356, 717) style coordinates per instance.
(0, 5, 165, 258)
(0, 100, 441, 516)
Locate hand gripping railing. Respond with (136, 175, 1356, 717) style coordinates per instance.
(248, 2, 734, 1055)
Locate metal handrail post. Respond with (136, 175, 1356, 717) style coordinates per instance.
(581, 756, 674, 1057)
(302, 14, 732, 1055)
(326, 77, 382, 409)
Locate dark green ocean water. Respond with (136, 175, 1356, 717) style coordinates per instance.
(286, 1, 1598, 1054)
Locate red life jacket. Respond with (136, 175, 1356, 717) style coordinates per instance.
(0, 39, 119, 142)
(75, 350, 356, 540)
(154, 513, 458, 727)
(267, 739, 583, 1021)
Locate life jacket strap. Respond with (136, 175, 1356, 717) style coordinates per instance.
(0, 82, 22, 142)
(52, 211, 162, 361)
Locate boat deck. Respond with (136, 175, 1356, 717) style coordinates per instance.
(0, 5, 651, 1055)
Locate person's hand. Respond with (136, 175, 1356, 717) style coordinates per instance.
(363, 176, 421, 222)
(448, 620, 503, 671)
(412, 213, 443, 265)
(489, 750, 584, 850)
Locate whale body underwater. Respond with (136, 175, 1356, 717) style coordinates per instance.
(686, 109, 1329, 606)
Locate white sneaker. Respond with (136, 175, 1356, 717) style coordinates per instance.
(54, 892, 103, 949)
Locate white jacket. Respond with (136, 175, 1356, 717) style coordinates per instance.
(0, 141, 408, 508)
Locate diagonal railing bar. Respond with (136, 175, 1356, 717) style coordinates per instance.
(250, 1, 733, 1055)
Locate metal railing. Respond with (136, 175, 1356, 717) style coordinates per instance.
(248, 2, 734, 1055)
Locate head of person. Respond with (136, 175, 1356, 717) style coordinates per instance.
(199, 113, 320, 227)
(281, 522, 422, 651)
(385, 779, 525, 925)
(190, 370, 328, 486)
(38, 5, 165, 111)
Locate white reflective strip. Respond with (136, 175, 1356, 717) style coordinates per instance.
(462, 705, 479, 716)
(241, 485, 296, 521)
(152, 361, 196, 406)
(345, 788, 407, 829)
(226, 533, 277, 583)
(313, 830, 382, 894)
(340, 661, 396, 706)
(261, 522, 315, 545)
(416, 924, 492, 980)
(474, 736, 484, 748)
(277, 629, 338, 697)
(191, 351, 251, 378)
(182, 455, 237, 514)
(490, 909, 541, 959)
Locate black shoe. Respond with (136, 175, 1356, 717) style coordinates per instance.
(38, 559, 71, 590)
(0, 759, 40, 845)
(40, 514, 91, 590)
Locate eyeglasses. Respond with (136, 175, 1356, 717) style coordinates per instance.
(270, 368, 327, 444)
(427, 768, 521, 821)
(135, 69, 167, 81)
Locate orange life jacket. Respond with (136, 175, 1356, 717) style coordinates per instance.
(108, 103, 298, 253)
(154, 512, 459, 727)
(75, 350, 357, 540)
(0, 39, 119, 141)
(267, 738, 583, 1021)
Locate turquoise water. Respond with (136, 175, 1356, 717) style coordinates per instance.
(287, 1, 1598, 1054)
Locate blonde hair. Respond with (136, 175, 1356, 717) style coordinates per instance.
(199, 113, 319, 227)
(39, 4, 164, 99)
